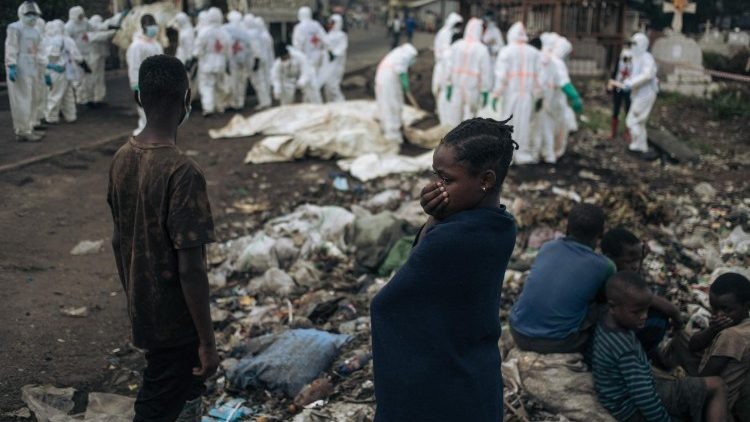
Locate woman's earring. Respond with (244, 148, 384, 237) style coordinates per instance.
(482, 186, 487, 192)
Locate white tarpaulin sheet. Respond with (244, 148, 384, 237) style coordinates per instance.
(209, 101, 428, 164)
(337, 152, 434, 182)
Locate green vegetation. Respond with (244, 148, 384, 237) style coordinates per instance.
(659, 89, 750, 120)
(580, 106, 611, 133)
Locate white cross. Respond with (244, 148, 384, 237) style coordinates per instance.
(663, 0, 697, 34)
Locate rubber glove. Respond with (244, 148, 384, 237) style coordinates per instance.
(445, 85, 452, 101)
(45, 73, 52, 87)
(561, 82, 583, 113)
(8, 64, 17, 82)
(252, 58, 260, 72)
(132, 84, 139, 91)
(47, 63, 65, 73)
(492, 97, 498, 111)
(535, 98, 543, 112)
(328, 51, 335, 62)
(79, 61, 92, 73)
(399, 72, 409, 92)
(481, 91, 489, 107)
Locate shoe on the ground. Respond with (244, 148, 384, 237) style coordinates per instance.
(628, 148, 659, 161)
(32, 130, 46, 137)
(34, 124, 47, 131)
(17, 133, 43, 142)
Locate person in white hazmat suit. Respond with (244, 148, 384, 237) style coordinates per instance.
(5, 1, 47, 142)
(65, 6, 93, 105)
(292, 6, 326, 103)
(432, 12, 463, 116)
(535, 33, 582, 163)
(192, 7, 231, 116)
(492, 22, 543, 164)
(270, 44, 310, 105)
(43, 19, 84, 124)
(33, 17, 48, 130)
(223, 11, 253, 110)
(293, 7, 326, 71)
(170, 12, 195, 64)
(253, 17, 274, 109)
(622, 33, 658, 154)
(443, 17, 492, 127)
(320, 14, 348, 103)
(126, 14, 163, 136)
(84, 15, 115, 107)
(482, 12, 504, 64)
(375, 43, 418, 143)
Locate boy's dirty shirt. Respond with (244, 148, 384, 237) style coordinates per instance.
(699, 318, 750, 408)
(107, 138, 215, 349)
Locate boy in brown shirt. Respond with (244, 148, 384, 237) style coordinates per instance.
(689, 272, 750, 421)
(107, 54, 218, 421)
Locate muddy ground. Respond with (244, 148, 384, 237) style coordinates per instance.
(0, 50, 748, 419)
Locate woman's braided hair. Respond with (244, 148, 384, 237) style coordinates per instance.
(440, 117, 518, 192)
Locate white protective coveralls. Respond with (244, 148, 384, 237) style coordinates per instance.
(85, 15, 115, 103)
(536, 32, 575, 163)
(292, 7, 326, 71)
(320, 14, 348, 103)
(443, 18, 493, 127)
(65, 6, 92, 104)
(482, 20, 504, 62)
(432, 12, 462, 118)
(493, 22, 542, 164)
(5, 1, 46, 139)
(223, 11, 253, 109)
(375, 43, 418, 143)
(33, 17, 47, 127)
(270, 47, 312, 105)
(291, 7, 325, 102)
(245, 15, 273, 109)
(193, 7, 231, 114)
(126, 30, 163, 135)
(255, 18, 275, 108)
(170, 12, 195, 64)
(624, 33, 658, 153)
(43, 19, 83, 123)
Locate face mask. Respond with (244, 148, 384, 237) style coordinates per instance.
(145, 25, 158, 38)
(179, 90, 191, 127)
(23, 15, 38, 26)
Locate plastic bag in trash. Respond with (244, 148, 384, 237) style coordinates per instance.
(84, 392, 135, 422)
(351, 211, 411, 271)
(21, 384, 76, 422)
(228, 329, 350, 397)
(377, 235, 416, 277)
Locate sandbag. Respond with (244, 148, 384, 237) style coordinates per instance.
(228, 329, 350, 397)
(507, 348, 617, 422)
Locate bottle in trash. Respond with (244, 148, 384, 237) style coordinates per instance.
(335, 350, 372, 376)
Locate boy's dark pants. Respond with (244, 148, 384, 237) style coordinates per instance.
(134, 341, 205, 422)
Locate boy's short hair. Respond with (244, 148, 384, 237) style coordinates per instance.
(601, 227, 640, 257)
(440, 117, 518, 192)
(567, 203, 605, 241)
(138, 55, 188, 111)
(711, 272, 750, 303)
(606, 271, 650, 304)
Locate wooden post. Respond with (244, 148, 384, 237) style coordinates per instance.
(522, 0, 529, 27)
(554, 1, 562, 33)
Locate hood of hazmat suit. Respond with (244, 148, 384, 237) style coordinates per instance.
(207, 7, 223, 27)
(89, 15, 104, 30)
(242, 13, 256, 30)
(434, 12, 463, 61)
(330, 13, 343, 31)
(506, 21, 528, 44)
(171, 12, 191, 30)
(19, 1, 42, 19)
(68, 6, 84, 22)
(441, 17, 492, 126)
(630, 32, 649, 56)
(45, 20, 60, 37)
(298, 7, 312, 22)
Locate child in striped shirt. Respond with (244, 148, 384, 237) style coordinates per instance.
(592, 271, 727, 422)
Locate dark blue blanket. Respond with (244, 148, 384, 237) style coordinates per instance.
(371, 206, 516, 421)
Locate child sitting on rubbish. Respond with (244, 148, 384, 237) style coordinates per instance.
(686, 272, 750, 421)
(108, 54, 218, 420)
(509, 203, 615, 353)
(592, 271, 727, 422)
(601, 228, 683, 361)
